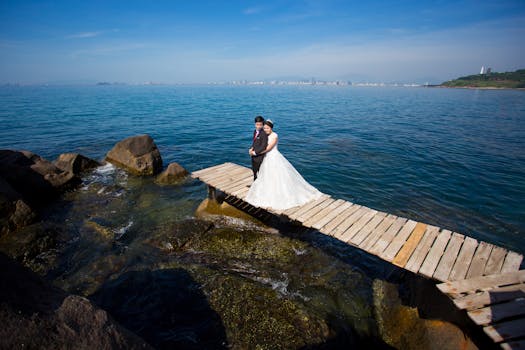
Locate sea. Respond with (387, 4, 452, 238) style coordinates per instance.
(2, 84, 525, 348)
(1, 84, 523, 253)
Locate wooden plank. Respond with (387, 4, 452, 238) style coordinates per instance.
(302, 199, 345, 227)
(501, 252, 523, 274)
(312, 201, 353, 230)
(369, 216, 407, 256)
(219, 174, 253, 193)
(234, 185, 251, 199)
(282, 195, 326, 217)
(191, 162, 233, 177)
(359, 214, 396, 250)
(449, 236, 479, 281)
(391, 222, 427, 267)
(467, 298, 525, 325)
(437, 270, 525, 296)
(419, 230, 453, 278)
(295, 198, 336, 223)
(208, 168, 251, 186)
(467, 242, 494, 278)
(452, 284, 525, 310)
(338, 209, 378, 243)
(433, 232, 465, 282)
(350, 212, 387, 246)
(381, 220, 418, 262)
(404, 226, 440, 273)
(213, 173, 252, 192)
(204, 167, 250, 187)
(287, 196, 331, 220)
(224, 176, 253, 193)
(319, 204, 361, 235)
(329, 207, 369, 239)
(198, 163, 241, 181)
(483, 318, 525, 343)
(485, 247, 509, 275)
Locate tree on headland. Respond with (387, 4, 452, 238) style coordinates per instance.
(441, 69, 525, 88)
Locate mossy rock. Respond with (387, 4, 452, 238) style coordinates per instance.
(195, 198, 266, 226)
(372, 279, 477, 350)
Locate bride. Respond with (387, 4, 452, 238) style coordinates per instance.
(245, 120, 323, 210)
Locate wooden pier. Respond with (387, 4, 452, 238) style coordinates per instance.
(192, 162, 524, 348)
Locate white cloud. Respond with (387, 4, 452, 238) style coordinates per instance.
(243, 7, 262, 15)
(66, 29, 119, 39)
(66, 31, 103, 39)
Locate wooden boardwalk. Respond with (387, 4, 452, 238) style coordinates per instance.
(437, 271, 525, 349)
(192, 162, 524, 348)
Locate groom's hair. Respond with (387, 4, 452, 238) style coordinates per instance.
(254, 116, 264, 123)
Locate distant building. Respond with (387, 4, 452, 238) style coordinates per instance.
(480, 66, 492, 75)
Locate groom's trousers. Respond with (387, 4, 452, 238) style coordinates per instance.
(251, 155, 264, 180)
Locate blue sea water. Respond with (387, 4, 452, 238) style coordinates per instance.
(1, 85, 524, 253)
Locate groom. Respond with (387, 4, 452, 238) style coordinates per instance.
(248, 115, 268, 180)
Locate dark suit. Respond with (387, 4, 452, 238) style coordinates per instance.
(251, 129, 268, 180)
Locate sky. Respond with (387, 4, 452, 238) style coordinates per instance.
(1, 0, 524, 84)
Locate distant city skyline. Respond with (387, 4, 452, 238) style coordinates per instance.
(1, 0, 524, 85)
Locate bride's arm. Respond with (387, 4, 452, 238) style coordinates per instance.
(260, 134, 278, 154)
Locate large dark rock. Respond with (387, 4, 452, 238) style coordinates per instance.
(91, 269, 228, 349)
(105, 135, 163, 176)
(54, 153, 100, 175)
(156, 162, 188, 184)
(0, 150, 81, 235)
(0, 252, 152, 349)
(0, 177, 36, 236)
(0, 150, 80, 207)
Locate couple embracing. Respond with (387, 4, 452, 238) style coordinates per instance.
(245, 115, 322, 211)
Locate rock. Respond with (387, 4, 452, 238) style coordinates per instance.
(91, 268, 228, 349)
(0, 150, 80, 208)
(0, 150, 82, 235)
(195, 198, 266, 226)
(105, 135, 163, 176)
(146, 219, 214, 252)
(54, 153, 100, 175)
(0, 222, 69, 275)
(0, 177, 36, 235)
(0, 252, 152, 349)
(372, 279, 478, 350)
(156, 162, 188, 184)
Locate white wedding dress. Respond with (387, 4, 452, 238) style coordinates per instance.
(245, 132, 323, 210)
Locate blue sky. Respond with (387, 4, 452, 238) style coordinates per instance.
(1, 0, 524, 84)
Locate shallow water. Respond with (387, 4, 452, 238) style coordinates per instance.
(1, 85, 523, 253)
(23, 164, 388, 348)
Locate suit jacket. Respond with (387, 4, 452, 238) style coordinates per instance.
(251, 129, 268, 159)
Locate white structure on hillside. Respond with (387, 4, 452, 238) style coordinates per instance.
(480, 66, 492, 75)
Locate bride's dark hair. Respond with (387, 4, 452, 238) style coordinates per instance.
(264, 120, 274, 129)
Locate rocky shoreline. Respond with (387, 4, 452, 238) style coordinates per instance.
(0, 134, 192, 349)
(0, 135, 481, 349)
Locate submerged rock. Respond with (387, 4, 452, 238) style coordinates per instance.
(54, 152, 100, 175)
(0, 222, 68, 275)
(105, 134, 163, 176)
(156, 162, 188, 184)
(195, 197, 266, 226)
(0, 177, 36, 236)
(372, 279, 478, 350)
(0, 252, 152, 349)
(91, 268, 228, 349)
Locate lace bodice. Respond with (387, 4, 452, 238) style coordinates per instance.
(267, 132, 278, 152)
